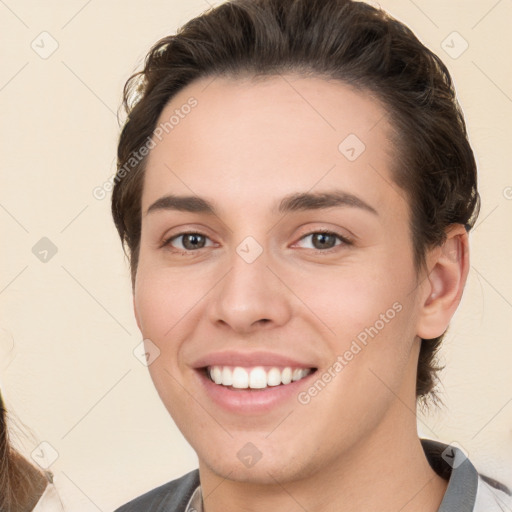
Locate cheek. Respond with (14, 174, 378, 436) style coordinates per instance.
(298, 252, 418, 386)
(134, 266, 208, 340)
(296, 258, 411, 339)
(135, 272, 196, 410)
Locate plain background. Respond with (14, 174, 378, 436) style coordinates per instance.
(1, 0, 511, 510)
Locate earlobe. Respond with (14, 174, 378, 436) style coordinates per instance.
(416, 225, 470, 340)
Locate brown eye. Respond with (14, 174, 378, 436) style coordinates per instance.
(164, 232, 211, 251)
(311, 233, 338, 249)
(296, 231, 351, 251)
(181, 234, 206, 250)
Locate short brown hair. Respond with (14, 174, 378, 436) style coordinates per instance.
(111, 0, 480, 400)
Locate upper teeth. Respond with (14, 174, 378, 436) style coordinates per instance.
(207, 366, 313, 389)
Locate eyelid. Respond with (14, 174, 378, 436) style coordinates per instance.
(294, 221, 354, 240)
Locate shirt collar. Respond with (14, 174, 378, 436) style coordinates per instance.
(32, 472, 66, 512)
(185, 484, 203, 512)
(421, 438, 478, 511)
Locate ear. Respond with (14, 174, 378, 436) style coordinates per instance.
(416, 224, 470, 340)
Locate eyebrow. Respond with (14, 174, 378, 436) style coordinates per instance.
(145, 190, 378, 217)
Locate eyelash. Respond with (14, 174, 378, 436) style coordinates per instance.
(160, 229, 353, 255)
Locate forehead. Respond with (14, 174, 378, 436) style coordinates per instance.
(142, 74, 404, 221)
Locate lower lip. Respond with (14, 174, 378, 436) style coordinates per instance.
(195, 369, 317, 415)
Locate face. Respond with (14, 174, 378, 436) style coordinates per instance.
(133, 75, 429, 484)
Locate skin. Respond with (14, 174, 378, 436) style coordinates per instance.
(133, 75, 469, 512)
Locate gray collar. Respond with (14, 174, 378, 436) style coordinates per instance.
(421, 439, 478, 511)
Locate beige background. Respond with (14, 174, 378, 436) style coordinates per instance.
(1, 0, 511, 510)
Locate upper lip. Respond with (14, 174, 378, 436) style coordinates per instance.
(192, 351, 318, 369)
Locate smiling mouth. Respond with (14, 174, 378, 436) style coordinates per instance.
(203, 365, 317, 390)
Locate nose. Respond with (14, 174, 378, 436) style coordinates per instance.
(207, 245, 293, 334)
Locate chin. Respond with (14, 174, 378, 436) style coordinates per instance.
(196, 439, 323, 485)
(201, 457, 305, 485)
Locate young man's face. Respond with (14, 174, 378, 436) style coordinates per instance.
(133, 75, 432, 483)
